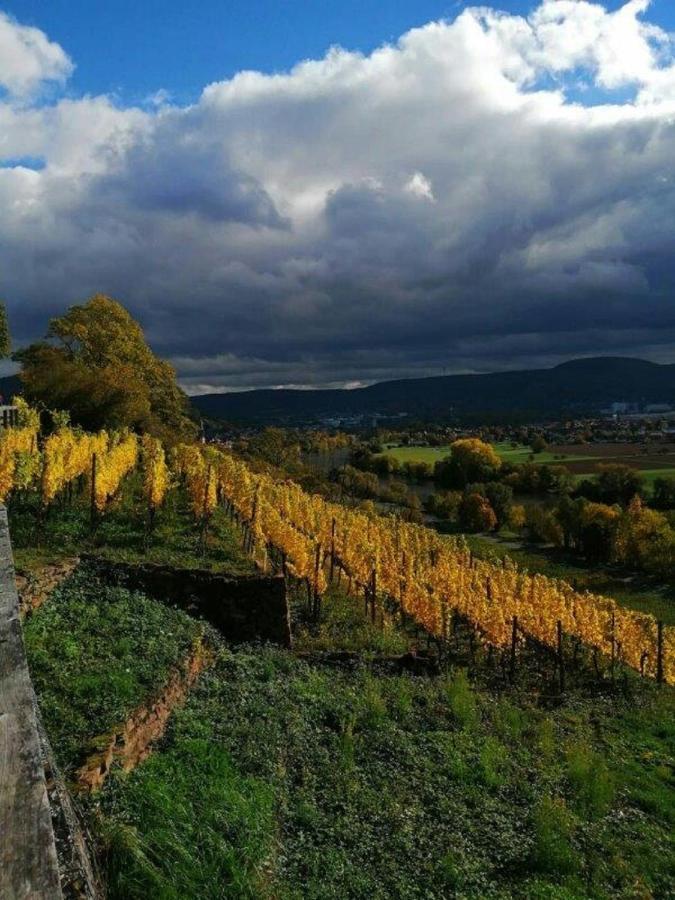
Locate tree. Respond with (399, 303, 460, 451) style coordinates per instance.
(425, 491, 462, 521)
(435, 438, 502, 488)
(459, 492, 497, 533)
(578, 502, 620, 562)
(530, 434, 548, 454)
(652, 477, 675, 511)
(524, 506, 563, 545)
(613, 496, 673, 570)
(0, 302, 10, 358)
(577, 464, 643, 506)
(465, 481, 513, 530)
(15, 295, 196, 442)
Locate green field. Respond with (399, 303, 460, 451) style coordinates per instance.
(381, 442, 589, 466)
(570, 467, 675, 488)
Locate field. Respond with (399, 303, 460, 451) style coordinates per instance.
(382, 442, 591, 466)
(382, 441, 675, 482)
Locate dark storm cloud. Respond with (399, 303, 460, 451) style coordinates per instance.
(2, 2, 675, 390)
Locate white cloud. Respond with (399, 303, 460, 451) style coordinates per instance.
(2, 2, 675, 390)
(405, 172, 435, 202)
(0, 11, 72, 98)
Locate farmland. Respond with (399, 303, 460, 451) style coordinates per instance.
(382, 441, 675, 479)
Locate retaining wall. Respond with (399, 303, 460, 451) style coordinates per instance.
(0, 507, 63, 900)
(83, 555, 292, 647)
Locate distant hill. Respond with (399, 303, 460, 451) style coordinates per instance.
(192, 357, 675, 425)
(0, 375, 22, 403)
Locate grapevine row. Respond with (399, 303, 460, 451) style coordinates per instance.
(190, 447, 673, 685)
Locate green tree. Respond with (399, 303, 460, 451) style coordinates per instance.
(15, 294, 196, 442)
(652, 477, 675, 511)
(577, 464, 643, 506)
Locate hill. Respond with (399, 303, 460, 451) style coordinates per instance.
(192, 357, 675, 424)
(0, 374, 22, 402)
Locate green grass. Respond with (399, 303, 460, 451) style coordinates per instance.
(24, 566, 205, 772)
(573, 467, 675, 488)
(491, 442, 590, 466)
(380, 444, 454, 464)
(463, 535, 675, 625)
(93, 644, 675, 900)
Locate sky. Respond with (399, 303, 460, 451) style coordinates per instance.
(2, 1, 675, 393)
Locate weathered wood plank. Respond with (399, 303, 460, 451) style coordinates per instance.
(0, 507, 62, 900)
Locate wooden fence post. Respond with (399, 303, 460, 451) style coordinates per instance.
(557, 620, 565, 694)
(656, 621, 664, 685)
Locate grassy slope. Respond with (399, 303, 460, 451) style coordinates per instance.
(95, 632, 675, 900)
(24, 571, 674, 900)
(24, 567, 205, 772)
(15, 474, 675, 898)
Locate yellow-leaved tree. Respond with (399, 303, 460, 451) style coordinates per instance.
(15, 295, 197, 444)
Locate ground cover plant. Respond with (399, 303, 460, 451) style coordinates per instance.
(91, 637, 675, 899)
(17, 474, 675, 899)
(24, 566, 206, 773)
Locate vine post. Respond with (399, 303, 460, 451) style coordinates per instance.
(89, 452, 98, 533)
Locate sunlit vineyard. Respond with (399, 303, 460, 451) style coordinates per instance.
(1, 410, 672, 683)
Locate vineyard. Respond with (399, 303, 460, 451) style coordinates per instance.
(4, 408, 674, 899)
(1, 405, 672, 686)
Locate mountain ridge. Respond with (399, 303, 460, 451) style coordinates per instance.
(192, 356, 675, 425)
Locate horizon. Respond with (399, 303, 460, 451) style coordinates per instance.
(3, 1, 675, 391)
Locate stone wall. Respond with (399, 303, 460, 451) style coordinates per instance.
(83, 555, 292, 647)
(0, 507, 63, 900)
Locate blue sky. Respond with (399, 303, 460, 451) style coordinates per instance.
(5, 0, 670, 104)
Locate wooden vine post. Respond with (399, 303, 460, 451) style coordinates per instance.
(556, 620, 565, 694)
(656, 621, 664, 685)
(370, 568, 377, 625)
(329, 517, 336, 584)
(313, 542, 322, 621)
(509, 615, 518, 683)
(610, 612, 616, 685)
(89, 452, 98, 533)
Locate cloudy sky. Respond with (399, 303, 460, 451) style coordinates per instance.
(2, 1, 675, 393)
